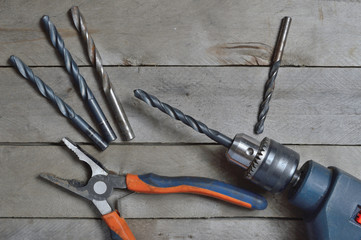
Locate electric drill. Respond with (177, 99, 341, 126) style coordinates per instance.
(226, 134, 361, 240)
(134, 89, 361, 240)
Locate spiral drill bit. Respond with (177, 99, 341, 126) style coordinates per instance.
(70, 6, 135, 141)
(254, 17, 291, 134)
(10, 55, 108, 150)
(134, 89, 232, 148)
(41, 15, 117, 143)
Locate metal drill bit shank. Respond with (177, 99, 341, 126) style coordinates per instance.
(10, 55, 108, 150)
(134, 89, 232, 148)
(254, 17, 291, 134)
(70, 6, 134, 141)
(41, 15, 117, 143)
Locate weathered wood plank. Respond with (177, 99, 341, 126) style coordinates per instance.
(1, 144, 360, 218)
(1, 0, 361, 66)
(0, 218, 306, 240)
(120, 144, 361, 218)
(0, 218, 109, 240)
(2, 67, 361, 144)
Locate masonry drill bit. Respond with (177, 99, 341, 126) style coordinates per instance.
(41, 15, 117, 143)
(254, 17, 291, 134)
(134, 89, 232, 148)
(70, 6, 135, 141)
(10, 55, 108, 151)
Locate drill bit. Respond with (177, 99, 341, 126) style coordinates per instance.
(10, 55, 108, 151)
(134, 89, 233, 148)
(254, 17, 292, 134)
(70, 6, 135, 141)
(41, 15, 117, 143)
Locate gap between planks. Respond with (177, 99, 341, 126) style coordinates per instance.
(0, 216, 302, 220)
(4, 65, 361, 68)
(3, 142, 361, 147)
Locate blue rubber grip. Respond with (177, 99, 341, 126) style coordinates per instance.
(110, 230, 123, 240)
(137, 173, 267, 210)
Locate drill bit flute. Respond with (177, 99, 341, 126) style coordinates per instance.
(254, 17, 291, 134)
(134, 89, 233, 148)
(41, 15, 117, 143)
(70, 6, 135, 141)
(10, 55, 108, 151)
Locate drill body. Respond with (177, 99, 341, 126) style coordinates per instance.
(289, 161, 361, 240)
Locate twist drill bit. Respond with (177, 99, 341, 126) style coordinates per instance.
(254, 17, 291, 134)
(10, 55, 108, 151)
(70, 6, 135, 141)
(41, 15, 117, 143)
(134, 89, 232, 148)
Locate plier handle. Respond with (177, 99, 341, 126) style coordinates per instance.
(40, 138, 267, 240)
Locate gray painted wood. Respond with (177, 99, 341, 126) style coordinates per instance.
(1, 0, 361, 66)
(3, 67, 361, 144)
(0, 218, 109, 240)
(0, 218, 306, 240)
(1, 144, 360, 218)
(1, 0, 360, 239)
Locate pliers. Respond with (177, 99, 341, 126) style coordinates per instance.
(40, 138, 267, 240)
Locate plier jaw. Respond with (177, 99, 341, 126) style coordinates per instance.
(40, 138, 127, 203)
(39, 173, 91, 200)
(62, 137, 108, 177)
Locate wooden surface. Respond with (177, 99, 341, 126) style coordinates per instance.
(2, 0, 361, 67)
(1, 0, 361, 239)
(0, 219, 305, 240)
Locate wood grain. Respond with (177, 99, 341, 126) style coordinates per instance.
(2, 66, 361, 144)
(0, 218, 306, 240)
(1, 144, 360, 218)
(1, 1, 361, 239)
(1, 0, 361, 66)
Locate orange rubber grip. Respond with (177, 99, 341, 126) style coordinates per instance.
(102, 211, 136, 240)
(126, 174, 255, 209)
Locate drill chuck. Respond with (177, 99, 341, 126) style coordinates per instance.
(226, 134, 260, 169)
(226, 134, 300, 193)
